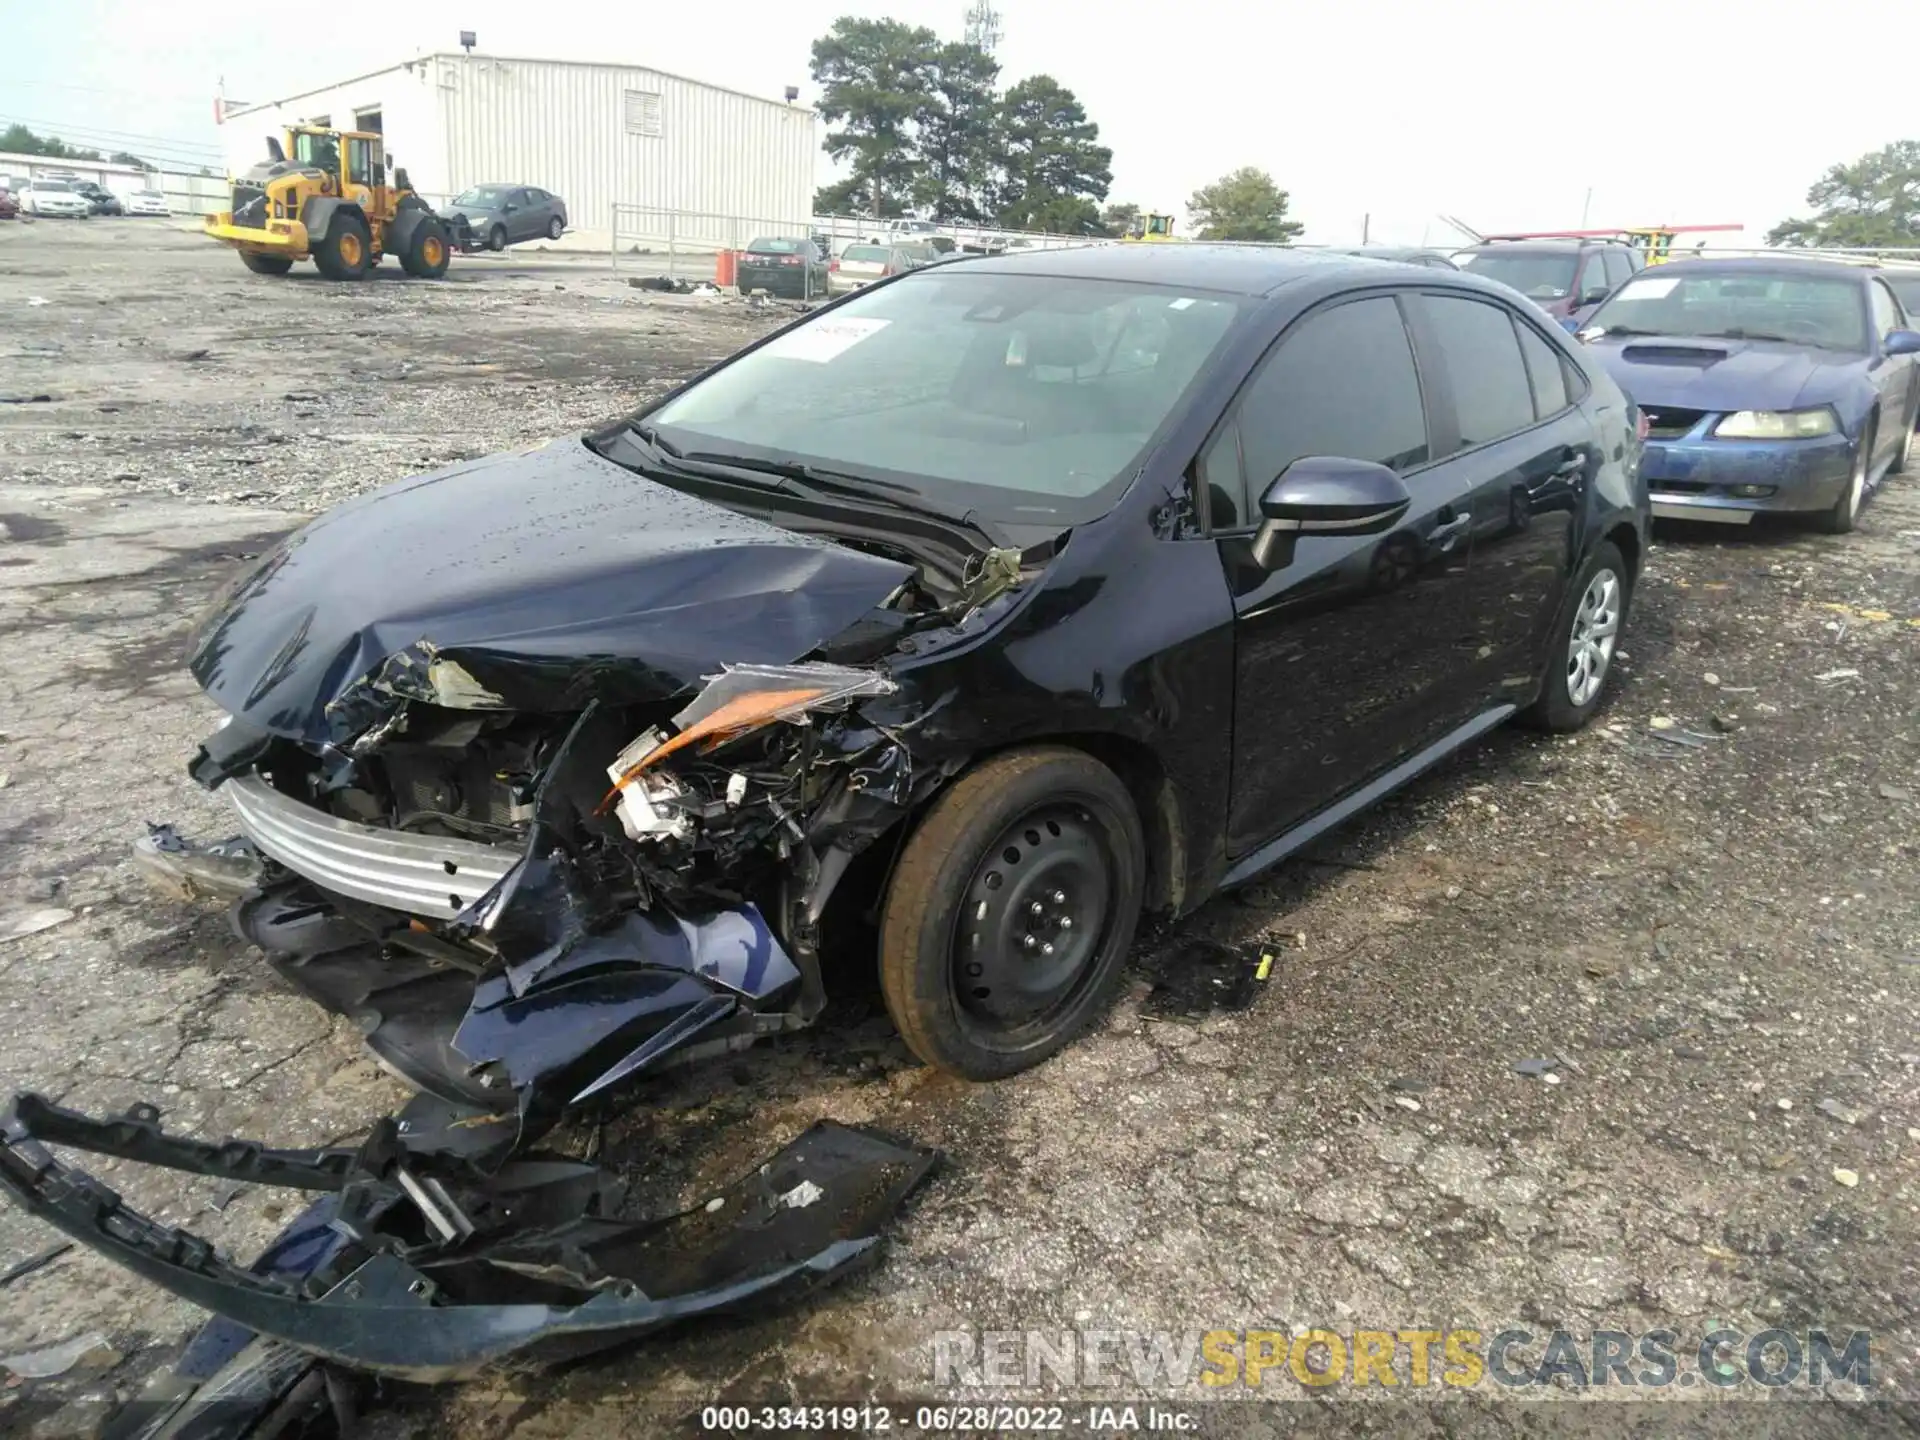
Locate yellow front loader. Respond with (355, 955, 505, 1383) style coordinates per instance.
(206, 126, 451, 280)
(1121, 213, 1180, 243)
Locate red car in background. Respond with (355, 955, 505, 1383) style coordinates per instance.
(0, 188, 20, 220)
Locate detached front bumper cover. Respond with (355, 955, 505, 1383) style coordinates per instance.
(0, 1093, 936, 1382)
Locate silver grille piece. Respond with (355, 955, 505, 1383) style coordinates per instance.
(226, 774, 520, 918)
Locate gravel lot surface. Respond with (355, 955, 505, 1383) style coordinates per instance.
(0, 219, 1916, 1436)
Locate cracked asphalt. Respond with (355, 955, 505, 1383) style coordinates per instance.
(0, 220, 1916, 1436)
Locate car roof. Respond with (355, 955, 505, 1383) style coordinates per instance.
(1629, 256, 1874, 283)
(1460, 239, 1615, 253)
(938, 242, 1501, 297)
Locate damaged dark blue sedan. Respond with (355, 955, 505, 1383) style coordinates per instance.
(1, 245, 1648, 1414)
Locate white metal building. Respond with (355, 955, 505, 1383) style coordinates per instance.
(0, 152, 150, 198)
(218, 52, 818, 240)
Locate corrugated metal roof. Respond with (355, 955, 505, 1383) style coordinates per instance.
(224, 52, 812, 122)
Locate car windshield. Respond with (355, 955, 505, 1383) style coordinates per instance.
(645, 271, 1243, 525)
(1585, 271, 1870, 351)
(843, 245, 892, 262)
(1458, 251, 1579, 299)
(748, 237, 809, 254)
(453, 187, 509, 206)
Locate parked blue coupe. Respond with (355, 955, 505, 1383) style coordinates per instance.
(1574, 258, 1920, 532)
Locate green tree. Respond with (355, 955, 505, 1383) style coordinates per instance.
(1100, 201, 1141, 238)
(911, 41, 1000, 221)
(993, 75, 1111, 231)
(1768, 141, 1920, 248)
(1187, 167, 1303, 243)
(1, 124, 102, 161)
(810, 17, 937, 216)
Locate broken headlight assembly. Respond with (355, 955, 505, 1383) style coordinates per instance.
(601, 662, 896, 844)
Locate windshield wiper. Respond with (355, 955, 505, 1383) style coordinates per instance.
(678, 450, 980, 528)
(627, 419, 684, 459)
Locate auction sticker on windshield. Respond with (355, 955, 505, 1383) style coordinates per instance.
(760, 317, 891, 364)
(1618, 276, 1679, 301)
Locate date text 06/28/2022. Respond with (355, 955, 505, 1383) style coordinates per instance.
(698, 1404, 1195, 1432)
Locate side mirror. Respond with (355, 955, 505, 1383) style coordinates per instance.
(1884, 329, 1920, 357)
(1251, 456, 1412, 570)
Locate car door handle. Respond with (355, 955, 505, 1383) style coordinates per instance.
(1426, 512, 1472, 547)
(1549, 454, 1585, 480)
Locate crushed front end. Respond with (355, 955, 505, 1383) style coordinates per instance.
(0, 442, 1045, 1394)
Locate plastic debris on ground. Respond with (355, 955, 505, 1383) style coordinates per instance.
(0, 1332, 119, 1379)
(1140, 938, 1270, 1017)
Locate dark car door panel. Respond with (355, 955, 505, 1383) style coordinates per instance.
(1209, 293, 1486, 855)
(1404, 293, 1590, 700)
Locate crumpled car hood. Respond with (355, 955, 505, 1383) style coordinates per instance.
(187, 438, 912, 744)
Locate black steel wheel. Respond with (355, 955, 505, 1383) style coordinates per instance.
(880, 747, 1144, 1079)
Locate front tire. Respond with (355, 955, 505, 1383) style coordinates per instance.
(1889, 398, 1915, 476)
(312, 213, 371, 280)
(1817, 417, 1873, 534)
(1520, 540, 1631, 733)
(487, 223, 507, 252)
(239, 251, 293, 276)
(879, 747, 1144, 1080)
(400, 217, 452, 278)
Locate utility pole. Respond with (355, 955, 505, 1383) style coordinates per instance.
(964, 0, 1003, 54)
(1581, 187, 1593, 226)
(1361, 212, 1370, 244)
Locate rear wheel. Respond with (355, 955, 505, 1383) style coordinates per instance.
(1519, 540, 1630, 733)
(487, 223, 507, 252)
(401, 217, 452, 278)
(1818, 417, 1873, 534)
(238, 251, 293, 276)
(313, 213, 372, 280)
(879, 747, 1144, 1080)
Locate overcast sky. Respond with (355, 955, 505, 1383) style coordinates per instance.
(7, 0, 1910, 244)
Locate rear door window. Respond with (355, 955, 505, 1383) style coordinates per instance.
(1419, 295, 1538, 448)
(1603, 249, 1632, 288)
(1515, 322, 1570, 419)
(1222, 295, 1429, 527)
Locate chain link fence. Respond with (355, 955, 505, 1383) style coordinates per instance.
(608, 204, 1105, 287)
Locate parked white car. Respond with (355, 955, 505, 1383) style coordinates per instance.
(866, 217, 940, 245)
(828, 242, 927, 295)
(20, 180, 91, 218)
(124, 189, 170, 217)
